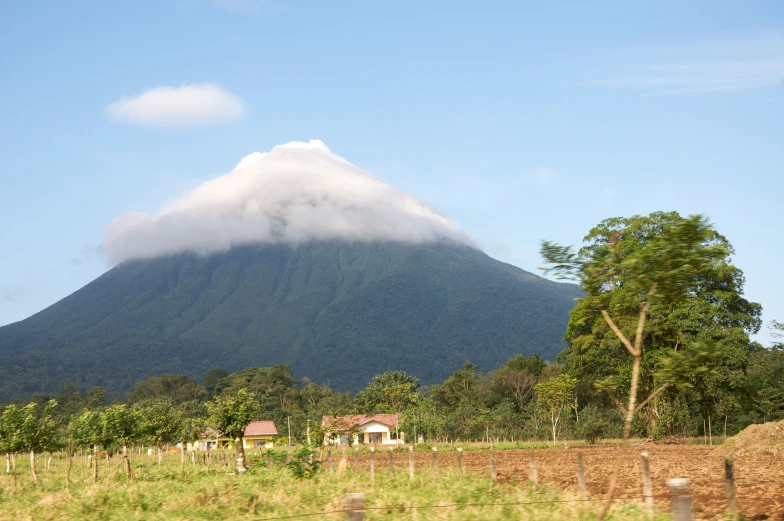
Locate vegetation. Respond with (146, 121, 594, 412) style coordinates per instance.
(0, 451, 660, 521)
(208, 389, 258, 473)
(0, 241, 582, 402)
(541, 211, 766, 518)
(0, 211, 782, 519)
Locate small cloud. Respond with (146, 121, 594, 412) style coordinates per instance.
(1, 287, 26, 303)
(106, 84, 247, 128)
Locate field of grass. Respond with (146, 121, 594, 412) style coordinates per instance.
(0, 448, 671, 521)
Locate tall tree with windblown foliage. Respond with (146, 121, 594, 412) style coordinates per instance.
(541, 211, 760, 518)
(208, 389, 258, 473)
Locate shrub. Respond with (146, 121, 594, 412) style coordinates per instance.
(575, 405, 617, 444)
(287, 445, 320, 479)
(254, 448, 288, 468)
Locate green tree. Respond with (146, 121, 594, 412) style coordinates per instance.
(100, 404, 139, 479)
(136, 398, 182, 464)
(353, 371, 419, 416)
(541, 211, 760, 517)
(204, 369, 229, 396)
(68, 408, 103, 481)
(0, 400, 59, 485)
(744, 322, 784, 424)
(68, 409, 102, 451)
(535, 374, 576, 445)
(100, 405, 139, 449)
(177, 417, 207, 455)
(208, 388, 258, 473)
(431, 362, 491, 440)
(400, 397, 445, 443)
(126, 375, 208, 405)
(489, 355, 543, 414)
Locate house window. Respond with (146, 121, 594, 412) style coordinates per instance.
(253, 439, 266, 447)
(368, 432, 382, 444)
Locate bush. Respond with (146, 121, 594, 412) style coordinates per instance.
(262, 448, 289, 467)
(287, 445, 320, 479)
(575, 405, 617, 444)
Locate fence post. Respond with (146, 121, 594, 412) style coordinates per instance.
(388, 448, 394, 478)
(667, 478, 693, 521)
(457, 448, 464, 477)
(528, 451, 538, 484)
(725, 456, 737, 519)
(431, 447, 438, 472)
(489, 447, 497, 482)
(641, 452, 654, 518)
(576, 452, 586, 500)
(346, 493, 365, 521)
(408, 446, 414, 479)
(369, 447, 375, 481)
(328, 448, 334, 473)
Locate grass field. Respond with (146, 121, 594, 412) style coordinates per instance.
(0, 447, 666, 521)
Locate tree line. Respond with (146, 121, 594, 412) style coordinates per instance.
(2, 211, 783, 482)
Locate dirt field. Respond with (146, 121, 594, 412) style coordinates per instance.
(344, 445, 784, 520)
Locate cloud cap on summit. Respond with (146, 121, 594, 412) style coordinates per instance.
(104, 140, 472, 264)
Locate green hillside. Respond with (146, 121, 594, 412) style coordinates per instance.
(0, 241, 581, 401)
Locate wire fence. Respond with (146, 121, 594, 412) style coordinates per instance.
(250, 492, 778, 521)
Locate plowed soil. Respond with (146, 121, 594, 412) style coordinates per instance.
(344, 445, 784, 520)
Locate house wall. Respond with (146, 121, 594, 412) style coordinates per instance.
(325, 421, 404, 446)
(243, 436, 274, 449)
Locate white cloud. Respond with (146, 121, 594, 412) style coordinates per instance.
(105, 84, 246, 128)
(585, 34, 784, 94)
(103, 140, 473, 263)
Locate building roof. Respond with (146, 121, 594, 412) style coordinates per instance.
(199, 421, 278, 439)
(244, 420, 278, 436)
(321, 414, 399, 429)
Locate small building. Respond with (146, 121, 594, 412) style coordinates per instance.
(188, 421, 278, 451)
(321, 414, 403, 446)
(236, 420, 278, 449)
(189, 427, 220, 451)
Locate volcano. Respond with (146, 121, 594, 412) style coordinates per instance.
(0, 140, 582, 401)
(0, 241, 579, 401)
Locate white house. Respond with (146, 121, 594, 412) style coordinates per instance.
(321, 414, 404, 446)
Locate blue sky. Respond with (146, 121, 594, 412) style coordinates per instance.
(1, 0, 782, 344)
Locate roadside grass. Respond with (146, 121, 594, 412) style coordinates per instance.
(0, 451, 669, 520)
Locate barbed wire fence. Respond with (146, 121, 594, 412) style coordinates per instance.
(249, 445, 760, 521)
(252, 491, 769, 521)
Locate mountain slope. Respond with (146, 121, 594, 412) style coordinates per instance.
(0, 241, 581, 401)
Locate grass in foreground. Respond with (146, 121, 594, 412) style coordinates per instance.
(0, 452, 670, 520)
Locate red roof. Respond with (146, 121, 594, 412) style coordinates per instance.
(244, 420, 278, 436)
(321, 414, 399, 429)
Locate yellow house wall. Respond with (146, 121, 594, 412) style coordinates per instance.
(242, 436, 274, 449)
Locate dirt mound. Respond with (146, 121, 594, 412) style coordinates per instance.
(718, 420, 784, 458)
